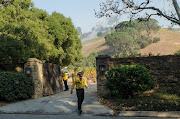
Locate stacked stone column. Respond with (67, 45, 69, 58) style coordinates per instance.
(25, 58, 43, 99)
(96, 55, 111, 97)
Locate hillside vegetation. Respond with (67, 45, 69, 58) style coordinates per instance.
(82, 29, 180, 56)
(82, 37, 108, 56)
(139, 29, 180, 55)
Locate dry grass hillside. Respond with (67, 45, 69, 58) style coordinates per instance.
(139, 29, 180, 55)
(82, 29, 180, 56)
(82, 37, 109, 56)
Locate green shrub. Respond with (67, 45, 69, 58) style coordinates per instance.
(153, 37, 160, 43)
(147, 39, 153, 44)
(97, 32, 103, 37)
(174, 50, 180, 55)
(0, 72, 34, 101)
(141, 41, 149, 49)
(106, 65, 155, 98)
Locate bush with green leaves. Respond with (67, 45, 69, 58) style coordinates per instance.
(153, 37, 161, 43)
(97, 32, 103, 37)
(174, 50, 180, 55)
(0, 72, 34, 102)
(141, 41, 149, 49)
(106, 65, 155, 98)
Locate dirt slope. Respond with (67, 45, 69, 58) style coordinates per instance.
(82, 29, 180, 56)
(139, 29, 180, 55)
(82, 37, 109, 56)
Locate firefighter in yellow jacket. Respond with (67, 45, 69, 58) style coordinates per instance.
(71, 71, 88, 113)
(62, 71, 69, 91)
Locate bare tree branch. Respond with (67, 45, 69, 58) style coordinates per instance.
(138, 6, 180, 25)
(137, 13, 159, 22)
(95, 0, 180, 26)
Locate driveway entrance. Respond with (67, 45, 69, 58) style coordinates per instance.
(0, 83, 113, 116)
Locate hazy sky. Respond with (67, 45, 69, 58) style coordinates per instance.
(31, 0, 105, 33)
(31, 0, 180, 33)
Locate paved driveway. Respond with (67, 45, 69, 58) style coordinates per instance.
(0, 83, 113, 116)
(1, 83, 180, 118)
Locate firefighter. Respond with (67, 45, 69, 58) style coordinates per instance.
(70, 71, 88, 114)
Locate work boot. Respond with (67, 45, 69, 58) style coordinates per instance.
(79, 109, 82, 114)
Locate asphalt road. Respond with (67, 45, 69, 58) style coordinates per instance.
(1, 114, 179, 119)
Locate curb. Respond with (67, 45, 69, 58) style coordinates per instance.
(118, 111, 180, 118)
(1, 111, 180, 118)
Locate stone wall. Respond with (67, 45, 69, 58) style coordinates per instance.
(96, 55, 180, 97)
(25, 58, 63, 99)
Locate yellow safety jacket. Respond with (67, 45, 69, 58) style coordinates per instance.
(71, 77, 87, 91)
(62, 72, 67, 81)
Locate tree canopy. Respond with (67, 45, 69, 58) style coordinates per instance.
(95, 0, 180, 26)
(105, 18, 160, 57)
(0, 0, 82, 66)
(105, 31, 135, 56)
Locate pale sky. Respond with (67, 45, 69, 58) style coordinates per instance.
(31, 0, 105, 33)
(31, 0, 180, 33)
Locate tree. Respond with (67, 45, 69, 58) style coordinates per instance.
(95, 0, 180, 26)
(0, 0, 52, 64)
(116, 27, 139, 40)
(68, 52, 98, 68)
(0, 0, 33, 9)
(105, 31, 136, 56)
(86, 52, 98, 67)
(116, 18, 160, 37)
(0, 35, 27, 65)
(141, 18, 160, 36)
(0, 0, 82, 66)
(97, 32, 103, 37)
(76, 27, 82, 36)
(115, 20, 145, 32)
(46, 12, 82, 65)
(105, 19, 160, 57)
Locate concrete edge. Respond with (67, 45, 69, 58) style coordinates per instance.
(1, 111, 180, 118)
(93, 112, 114, 116)
(118, 111, 180, 118)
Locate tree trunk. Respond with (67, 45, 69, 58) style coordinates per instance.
(172, 0, 180, 21)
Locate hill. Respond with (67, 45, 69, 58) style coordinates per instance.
(82, 29, 180, 56)
(82, 37, 109, 56)
(139, 29, 180, 55)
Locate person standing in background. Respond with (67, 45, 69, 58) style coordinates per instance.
(62, 71, 69, 91)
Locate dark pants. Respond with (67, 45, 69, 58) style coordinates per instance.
(76, 89, 84, 111)
(64, 80, 69, 90)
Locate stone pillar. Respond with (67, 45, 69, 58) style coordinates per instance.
(24, 58, 43, 99)
(96, 55, 111, 97)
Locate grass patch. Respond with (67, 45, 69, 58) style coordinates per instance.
(99, 93, 180, 111)
(82, 37, 103, 45)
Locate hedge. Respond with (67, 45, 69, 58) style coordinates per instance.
(0, 71, 34, 101)
(106, 65, 155, 98)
